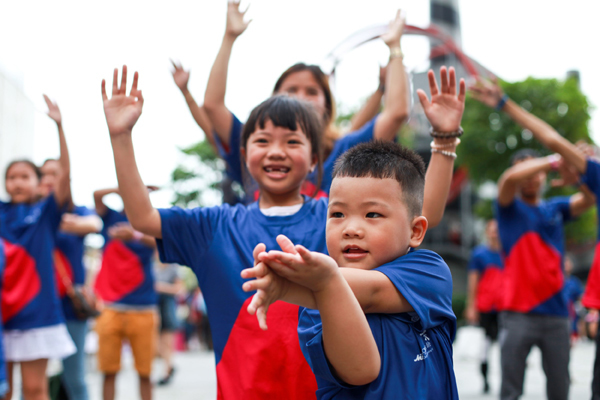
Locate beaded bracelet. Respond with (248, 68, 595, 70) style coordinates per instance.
(495, 94, 509, 111)
(429, 126, 464, 139)
(431, 148, 457, 159)
(431, 138, 461, 149)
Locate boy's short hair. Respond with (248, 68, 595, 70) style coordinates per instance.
(332, 140, 426, 217)
(510, 148, 541, 165)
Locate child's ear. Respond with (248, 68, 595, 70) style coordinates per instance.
(408, 216, 428, 248)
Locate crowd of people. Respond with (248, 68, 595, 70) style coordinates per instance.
(1, 3, 600, 400)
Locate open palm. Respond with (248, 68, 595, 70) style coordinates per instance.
(417, 66, 465, 132)
(102, 66, 144, 137)
(43, 94, 62, 125)
(171, 60, 190, 91)
(380, 10, 405, 48)
(226, 1, 251, 38)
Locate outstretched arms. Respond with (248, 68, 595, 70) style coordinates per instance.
(44, 95, 72, 208)
(101, 66, 162, 238)
(349, 66, 386, 132)
(417, 67, 466, 227)
(203, 1, 251, 147)
(170, 61, 217, 150)
(470, 78, 587, 173)
(372, 10, 409, 141)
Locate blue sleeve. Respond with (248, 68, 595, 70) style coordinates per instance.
(467, 248, 484, 272)
(44, 195, 64, 233)
(213, 112, 244, 185)
(581, 158, 600, 197)
(297, 308, 353, 389)
(155, 206, 222, 267)
(327, 115, 377, 166)
(375, 250, 455, 331)
(74, 206, 94, 217)
(101, 207, 121, 228)
(549, 196, 572, 222)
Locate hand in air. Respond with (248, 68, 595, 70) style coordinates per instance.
(170, 60, 190, 91)
(380, 9, 405, 48)
(550, 156, 581, 188)
(43, 95, 62, 125)
(259, 235, 340, 293)
(468, 76, 504, 109)
(226, 1, 251, 39)
(417, 66, 466, 132)
(108, 222, 136, 241)
(241, 243, 291, 330)
(102, 65, 144, 137)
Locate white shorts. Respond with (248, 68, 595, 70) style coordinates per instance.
(3, 324, 76, 362)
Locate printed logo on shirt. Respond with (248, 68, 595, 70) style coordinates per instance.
(23, 208, 41, 225)
(413, 330, 434, 362)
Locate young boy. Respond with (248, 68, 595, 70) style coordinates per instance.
(242, 140, 459, 399)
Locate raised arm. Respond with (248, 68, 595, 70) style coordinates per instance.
(372, 10, 409, 141)
(203, 1, 250, 147)
(44, 95, 72, 208)
(349, 66, 386, 132)
(93, 188, 119, 217)
(417, 67, 466, 227)
(101, 66, 162, 238)
(497, 156, 553, 206)
(470, 78, 587, 173)
(170, 61, 217, 150)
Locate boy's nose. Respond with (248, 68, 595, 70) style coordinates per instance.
(342, 224, 363, 238)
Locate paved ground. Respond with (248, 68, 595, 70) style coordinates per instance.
(10, 327, 597, 399)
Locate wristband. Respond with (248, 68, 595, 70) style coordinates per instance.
(495, 94, 509, 111)
(132, 230, 144, 242)
(429, 126, 464, 139)
(547, 154, 561, 171)
(389, 47, 403, 60)
(431, 138, 461, 149)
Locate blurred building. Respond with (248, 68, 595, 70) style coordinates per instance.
(0, 67, 35, 198)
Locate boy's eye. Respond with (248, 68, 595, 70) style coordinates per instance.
(254, 138, 268, 144)
(288, 140, 301, 145)
(330, 212, 344, 218)
(366, 212, 382, 218)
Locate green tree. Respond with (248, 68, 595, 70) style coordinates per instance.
(460, 76, 596, 246)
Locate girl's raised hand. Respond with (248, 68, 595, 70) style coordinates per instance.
(380, 9, 405, 49)
(225, 1, 251, 39)
(43, 94, 62, 125)
(170, 60, 190, 91)
(469, 76, 504, 109)
(417, 66, 466, 132)
(102, 65, 144, 137)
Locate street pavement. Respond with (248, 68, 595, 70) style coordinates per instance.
(10, 327, 596, 399)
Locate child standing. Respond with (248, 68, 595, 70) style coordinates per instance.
(0, 239, 8, 399)
(243, 141, 459, 399)
(99, 64, 463, 398)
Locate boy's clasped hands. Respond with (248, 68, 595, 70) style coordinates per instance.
(242, 235, 340, 330)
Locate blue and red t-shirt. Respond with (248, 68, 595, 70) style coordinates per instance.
(215, 112, 377, 201)
(156, 197, 330, 399)
(298, 250, 458, 400)
(495, 197, 571, 316)
(578, 159, 600, 309)
(0, 196, 65, 330)
(55, 205, 95, 320)
(467, 245, 504, 313)
(0, 239, 9, 397)
(94, 208, 156, 307)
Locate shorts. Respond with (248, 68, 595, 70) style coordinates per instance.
(158, 294, 179, 332)
(480, 312, 499, 341)
(95, 308, 157, 377)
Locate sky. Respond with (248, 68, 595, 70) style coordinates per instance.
(0, 0, 599, 210)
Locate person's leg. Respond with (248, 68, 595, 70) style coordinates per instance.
(538, 316, 570, 400)
(480, 313, 494, 393)
(592, 328, 600, 400)
(500, 312, 536, 400)
(61, 319, 90, 400)
(102, 374, 116, 400)
(96, 309, 123, 400)
(4, 362, 14, 400)
(126, 310, 157, 400)
(20, 359, 49, 400)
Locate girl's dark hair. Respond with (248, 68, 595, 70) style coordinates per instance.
(5, 160, 42, 181)
(332, 140, 426, 217)
(241, 95, 324, 196)
(273, 63, 340, 157)
(510, 148, 541, 165)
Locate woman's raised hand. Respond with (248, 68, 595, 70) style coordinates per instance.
(43, 94, 62, 126)
(171, 60, 190, 91)
(380, 9, 405, 49)
(225, 1, 251, 39)
(417, 66, 466, 132)
(101, 65, 144, 137)
(469, 76, 504, 109)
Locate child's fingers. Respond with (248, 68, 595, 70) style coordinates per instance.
(439, 66, 449, 94)
(265, 251, 299, 268)
(112, 68, 119, 95)
(253, 243, 266, 265)
(101, 80, 108, 101)
(119, 65, 127, 94)
(416, 89, 430, 111)
(43, 94, 52, 109)
(296, 245, 313, 262)
(131, 71, 139, 94)
(256, 305, 269, 331)
(448, 67, 457, 96)
(276, 235, 298, 255)
(458, 79, 466, 103)
(427, 69, 439, 97)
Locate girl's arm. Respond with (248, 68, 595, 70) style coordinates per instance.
(44, 95, 72, 208)
(417, 67, 466, 228)
(464, 270, 480, 324)
(349, 66, 386, 132)
(93, 188, 119, 217)
(497, 156, 554, 206)
(203, 2, 250, 147)
(470, 78, 587, 173)
(171, 61, 218, 151)
(372, 10, 409, 141)
(101, 66, 162, 238)
(60, 214, 103, 236)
